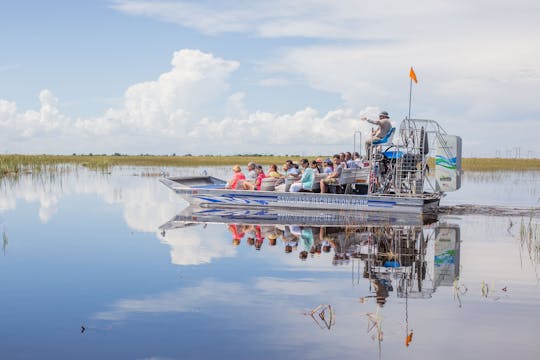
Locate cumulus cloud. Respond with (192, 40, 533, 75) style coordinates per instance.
(1, 48, 377, 155)
(0, 90, 69, 140)
(76, 49, 239, 137)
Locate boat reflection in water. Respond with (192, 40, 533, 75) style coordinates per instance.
(160, 206, 460, 349)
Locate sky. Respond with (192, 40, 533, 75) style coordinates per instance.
(1, 0, 539, 157)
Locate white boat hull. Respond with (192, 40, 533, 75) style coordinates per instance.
(160, 176, 440, 215)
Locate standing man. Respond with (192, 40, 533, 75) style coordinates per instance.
(362, 111, 392, 159)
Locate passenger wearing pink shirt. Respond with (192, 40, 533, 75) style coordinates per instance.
(226, 165, 246, 189)
(243, 164, 266, 190)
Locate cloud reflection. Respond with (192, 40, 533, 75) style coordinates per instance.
(159, 226, 237, 265)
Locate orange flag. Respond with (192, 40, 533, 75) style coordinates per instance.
(410, 67, 418, 83)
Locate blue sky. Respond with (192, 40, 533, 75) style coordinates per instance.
(1, 0, 539, 157)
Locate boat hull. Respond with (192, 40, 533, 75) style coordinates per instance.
(160, 205, 436, 230)
(160, 176, 440, 215)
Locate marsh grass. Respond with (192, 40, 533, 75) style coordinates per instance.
(519, 216, 540, 269)
(0, 154, 309, 176)
(2, 228, 7, 256)
(463, 158, 540, 171)
(2, 155, 540, 176)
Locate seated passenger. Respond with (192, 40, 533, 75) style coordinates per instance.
(320, 155, 343, 193)
(323, 158, 334, 174)
(340, 152, 348, 168)
(315, 158, 323, 173)
(286, 160, 300, 179)
(290, 159, 316, 192)
(346, 151, 359, 168)
(276, 160, 301, 192)
(246, 162, 257, 181)
(267, 164, 282, 178)
(243, 164, 266, 190)
(226, 165, 246, 189)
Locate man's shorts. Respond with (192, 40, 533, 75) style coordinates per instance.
(322, 177, 338, 185)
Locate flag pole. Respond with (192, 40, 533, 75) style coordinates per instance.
(408, 72, 413, 119)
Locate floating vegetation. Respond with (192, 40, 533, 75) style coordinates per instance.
(303, 304, 335, 330)
(2, 228, 7, 255)
(452, 279, 468, 308)
(518, 215, 540, 280)
(366, 307, 384, 342)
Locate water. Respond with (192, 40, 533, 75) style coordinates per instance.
(1, 167, 539, 359)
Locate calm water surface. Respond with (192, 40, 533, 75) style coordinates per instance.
(0, 167, 539, 359)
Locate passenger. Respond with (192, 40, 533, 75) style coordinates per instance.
(254, 225, 264, 250)
(243, 164, 266, 190)
(246, 162, 257, 181)
(289, 159, 315, 192)
(298, 227, 314, 261)
(362, 110, 392, 159)
(267, 164, 282, 178)
(353, 152, 364, 167)
(323, 158, 333, 174)
(228, 224, 244, 246)
(267, 232, 278, 246)
(277, 160, 300, 192)
(315, 158, 324, 173)
(226, 165, 246, 189)
(346, 151, 359, 168)
(340, 152, 348, 168)
(320, 155, 343, 193)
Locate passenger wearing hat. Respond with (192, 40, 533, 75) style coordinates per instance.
(361, 110, 392, 159)
(323, 158, 334, 174)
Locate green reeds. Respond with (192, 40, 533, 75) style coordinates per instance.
(2, 154, 540, 174)
(519, 215, 540, 268)
(463, 158, 540, 172)
(2, 228, 7, 255)
(0, 154, 320, 174)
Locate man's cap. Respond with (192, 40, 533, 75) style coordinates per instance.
(379, 111, 389, 117)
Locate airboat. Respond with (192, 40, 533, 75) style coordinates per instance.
(160, 118, 462, 215)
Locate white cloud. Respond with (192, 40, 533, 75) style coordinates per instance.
(0, 48, 379, 155)
(2, 1, 540, 156)
(108, 0, 540, 156)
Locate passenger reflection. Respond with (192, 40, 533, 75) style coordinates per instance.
(372, 278, 392, 307)
(282, 225, 299, 253)
(228, 224, 244, 246)
(298, 227, 314, 261)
